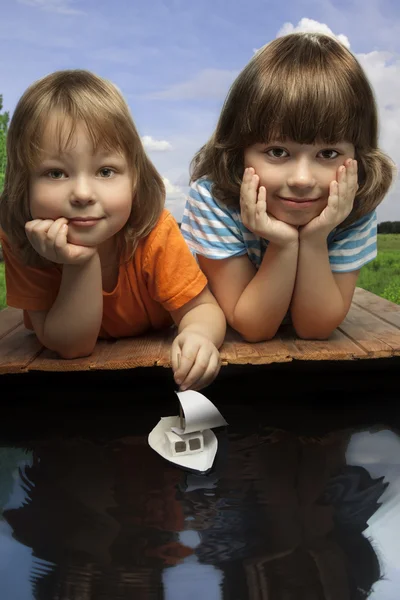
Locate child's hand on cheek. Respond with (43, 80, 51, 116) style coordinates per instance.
(241, 168, 299, 246)
(25, 217, 98, 265)
(171, 330, 221, 392)
(300, 159, 358, 240)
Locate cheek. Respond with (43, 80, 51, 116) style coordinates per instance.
(29, 183, 61, 219)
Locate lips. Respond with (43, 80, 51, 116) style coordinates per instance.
(279, 197, 320, 203)
(68, 217, 103, 222)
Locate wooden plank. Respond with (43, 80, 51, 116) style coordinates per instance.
(220, 326, 297, 365)
(28, 340, 111, 372)
(339, 303, 400, 357)
(291, 328, 367, 361)
(93, 329, 175, 370)
(353, 287, 400, 328)
(0, 308, 23, 340)
(0, 325, 43, 374)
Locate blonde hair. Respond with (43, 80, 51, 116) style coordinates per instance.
(0, 69, 165, 266)
(191, 33, 395, 228)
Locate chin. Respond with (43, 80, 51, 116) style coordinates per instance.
(67, 232, 99, 247)
(273, 211, 317, 228)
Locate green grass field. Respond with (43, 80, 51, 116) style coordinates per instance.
(0, 234, 399, 310)
(357, 234, 400, 304)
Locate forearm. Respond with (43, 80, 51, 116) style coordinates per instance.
(43, 253, 103, 357)
(232, 242, 299, 341)
(178, 303, 226, 349)
(291, 234, 346, 339)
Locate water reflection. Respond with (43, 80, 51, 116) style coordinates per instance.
(0, 424, 398, 599)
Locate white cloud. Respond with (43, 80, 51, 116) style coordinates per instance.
(163, 177, 187, 221)
(146, 68, 237, 100)
(17, 0, 84, 15)
(276, 18, 351, 49)
(142, 136, 172, 152)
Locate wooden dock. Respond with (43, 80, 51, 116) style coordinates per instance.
(1, 288, 399, 375)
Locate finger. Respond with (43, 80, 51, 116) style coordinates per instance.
(53, 223, 69, 257)
(328, 181, 339, 211)
(337, 165, 347, 204)
(170, 338, 181, 375)
(256, 186, 267, 214)
(189, 351, 221, 391)
(25, 219, 54, 235)
(46, 218, 68, 242)
(174, 343, 200, 386)
(349, 159, 358, 194)
(179, 345, 216, 391)
(241, 169, 258, 206)
(25, 220, 55, 254)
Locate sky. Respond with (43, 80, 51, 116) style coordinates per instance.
(0, 0, 399, 224)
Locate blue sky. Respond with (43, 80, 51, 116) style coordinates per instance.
(0, 0, 399, 222)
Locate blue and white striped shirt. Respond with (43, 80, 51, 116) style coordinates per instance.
(182, 178, 377, 272)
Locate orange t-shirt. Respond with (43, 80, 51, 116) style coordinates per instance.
(0, 210, 207, 339)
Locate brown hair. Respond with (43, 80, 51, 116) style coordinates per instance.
(0, 69, 165, 266)
(191, 33, 395, 228)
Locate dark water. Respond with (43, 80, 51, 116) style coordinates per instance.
(0, 389, 399, 599)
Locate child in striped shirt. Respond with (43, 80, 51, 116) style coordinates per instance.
(182, 33, 395, 341)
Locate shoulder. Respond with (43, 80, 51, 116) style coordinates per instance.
(187, 178, 236, 217)
(140, 209, 184, 256)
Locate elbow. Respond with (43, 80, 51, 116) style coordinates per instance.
(229, 307, 280, 343)
(291, 306, 346, 341)
(293, 319, 340, 340)
(56, 347, 95, 360)
(231, 318, 279, 343)
(43, 338, 96, 359)
(239, 332, 275, 344)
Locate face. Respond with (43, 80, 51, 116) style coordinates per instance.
(244, 139, 355, 227)
(29, 115, 133, 251)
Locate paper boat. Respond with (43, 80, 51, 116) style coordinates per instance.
(148, 390, 228, 473)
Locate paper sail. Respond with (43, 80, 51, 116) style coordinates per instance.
(148, 390, 228, 473)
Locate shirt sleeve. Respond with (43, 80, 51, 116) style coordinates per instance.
(143, 211, 208, 313)
(0, 231, 61, 310)
(181, 179, 247, 259)
(328, 211, 378, 273)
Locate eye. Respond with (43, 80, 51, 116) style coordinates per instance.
(265, 147, 289, 159)
(98, 167, 116, 178)
(46, 169, 65, 179)
(318, 149, 340, 159)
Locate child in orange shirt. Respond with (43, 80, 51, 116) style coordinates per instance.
(0, 70, 225, 391)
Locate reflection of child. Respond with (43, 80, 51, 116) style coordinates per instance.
(183, 431, 389, 599)
(0, 70, 225, 390)
(182, 33, 395, 341)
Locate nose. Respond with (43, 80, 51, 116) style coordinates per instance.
(69, 175, 96, 206)
(287, 157, 316, 189)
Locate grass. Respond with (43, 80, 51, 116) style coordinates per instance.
(357, 234, 400, 304)
(0, 235, 399, 310)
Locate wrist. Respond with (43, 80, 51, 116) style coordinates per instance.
(268, 237, 299, 251)
(299, 226, 329, 246)
(63, 251, 100, 272)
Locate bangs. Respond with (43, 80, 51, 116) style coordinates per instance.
(23, 81, 135, 169)
(223, 33, 375, 150)
(248, 68, 365, 146)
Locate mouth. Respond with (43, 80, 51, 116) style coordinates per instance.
(278, 197, 321, 208)
(68, 217, 104, 228)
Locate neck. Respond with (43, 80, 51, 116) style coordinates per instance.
(98, 236, 119, 268)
